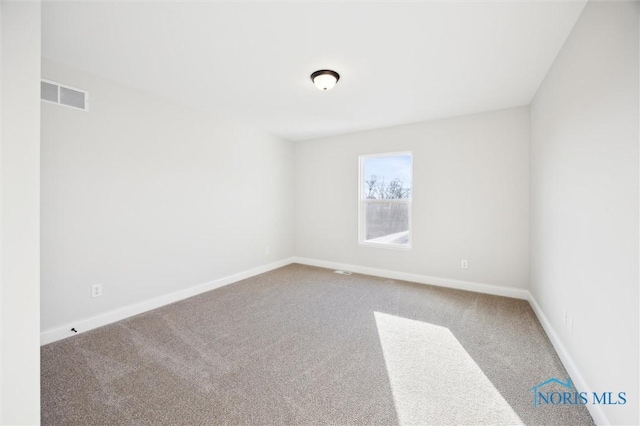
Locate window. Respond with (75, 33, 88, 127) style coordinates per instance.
(359, 152, 412, 249)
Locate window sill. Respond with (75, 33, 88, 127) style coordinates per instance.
(359, 241, 412, 251)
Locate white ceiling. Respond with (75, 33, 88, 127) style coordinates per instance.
(42, 1, 587, 141)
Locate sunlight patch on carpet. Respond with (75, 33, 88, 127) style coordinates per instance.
(374, 311, 523, 425)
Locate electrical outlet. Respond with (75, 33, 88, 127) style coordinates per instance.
(461, 259, 468, 269)
(91, 284, 102, 298)
(265, 246, 270, 255)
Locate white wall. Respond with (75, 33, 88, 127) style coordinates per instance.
(295, 106, 530, 290)
(1, 1, 42, 424)
(41, 59, 294, 334)
(530, 2, 639, 425)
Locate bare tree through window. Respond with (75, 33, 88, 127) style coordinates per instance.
(360, 153, 412, 247)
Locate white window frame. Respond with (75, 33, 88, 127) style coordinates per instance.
(358, 151, 412, 250)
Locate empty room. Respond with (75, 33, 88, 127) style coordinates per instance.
(1, 0, 638, 425)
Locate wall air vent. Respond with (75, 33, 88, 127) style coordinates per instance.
(41, 79, 88, 111)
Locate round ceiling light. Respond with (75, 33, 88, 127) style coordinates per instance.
(310, 70, 340, 91)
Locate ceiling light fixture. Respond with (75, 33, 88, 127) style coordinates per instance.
(310, 69, 340, 91)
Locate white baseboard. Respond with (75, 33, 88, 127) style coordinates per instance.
(294, 257, 606, 424)
(292, 256, 530, 300)
(527, 293, 609, 426)
(41, 256, 526, 345)
(42, 256, 605, 425)
(40, 257, 296, 346)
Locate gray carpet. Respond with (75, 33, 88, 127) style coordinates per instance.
(41, 264, 594, 425)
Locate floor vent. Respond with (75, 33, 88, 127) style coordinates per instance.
(334, 270, 352, 275)
(41, 79, 89, 111)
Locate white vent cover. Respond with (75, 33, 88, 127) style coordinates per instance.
(41, 79, 88, 111)
(41, 81, 58, 103)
